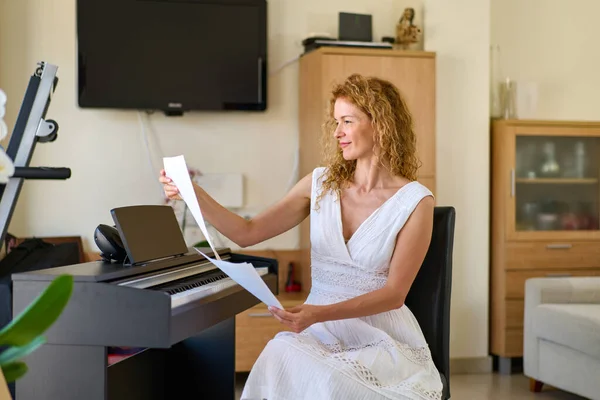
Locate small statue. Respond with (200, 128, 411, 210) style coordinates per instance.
(396, 7, 422, 50)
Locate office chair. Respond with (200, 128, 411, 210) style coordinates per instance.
(405, 206, 455, 400)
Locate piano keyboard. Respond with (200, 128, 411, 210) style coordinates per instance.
(116, 260, 270, 309)
(169, 267, 269, 308)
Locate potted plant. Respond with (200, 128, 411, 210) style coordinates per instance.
(0, 275, 73, 397)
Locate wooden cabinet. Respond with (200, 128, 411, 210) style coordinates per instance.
(233, 250, 306, 372)
(298, 47, 437, 291)
(490, 119, 600, 373)
(235, 292, 305, 371)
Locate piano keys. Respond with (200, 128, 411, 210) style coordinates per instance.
(113, 253, 269, 309)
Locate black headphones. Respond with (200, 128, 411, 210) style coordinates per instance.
(94, 224, 127, 263)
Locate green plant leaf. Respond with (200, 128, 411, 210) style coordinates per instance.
(0, 335, 46, 366)
(0, 275, 73, 346)
(2, 361, 27, 383)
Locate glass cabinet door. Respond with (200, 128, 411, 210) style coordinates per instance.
(513, 134, 600, 238)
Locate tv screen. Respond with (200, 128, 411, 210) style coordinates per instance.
(76, 0, 267, 114)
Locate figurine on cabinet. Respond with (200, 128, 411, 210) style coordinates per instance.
(396, 7, 422, 50)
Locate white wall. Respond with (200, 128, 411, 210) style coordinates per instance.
(0, 0, 493, 361)
(423, 0, 491, 360)
(492, 0, 600, 121)
(393, 0, 492, 363)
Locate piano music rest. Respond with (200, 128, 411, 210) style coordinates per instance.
(12, 246, 279, 400)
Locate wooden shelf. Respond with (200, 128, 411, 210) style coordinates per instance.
(493, 119, 600, 128)
(516, 178, 598, 184)
(304, 46, 435, 59)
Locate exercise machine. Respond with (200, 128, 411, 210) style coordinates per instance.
(0, 61, 71, 246)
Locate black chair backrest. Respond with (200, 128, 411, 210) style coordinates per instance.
(404, 206, 455, 400)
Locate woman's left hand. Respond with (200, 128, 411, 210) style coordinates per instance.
(268, 304, 323, 333)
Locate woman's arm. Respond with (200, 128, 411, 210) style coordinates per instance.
(270, 195, 434, 332)
(160, 170, 312, 248)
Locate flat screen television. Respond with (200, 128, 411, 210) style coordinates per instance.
(76, 0, 267, 115)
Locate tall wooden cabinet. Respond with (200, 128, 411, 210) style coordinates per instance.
(490, 119, 600, 373)
(298, 47, 437, 290)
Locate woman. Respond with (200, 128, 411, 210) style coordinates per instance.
(160, 74, 442, 399)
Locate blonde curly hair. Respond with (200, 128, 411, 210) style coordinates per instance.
(318, 73, 421, 202)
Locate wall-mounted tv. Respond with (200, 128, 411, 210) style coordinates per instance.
(76, 0, 267, 115)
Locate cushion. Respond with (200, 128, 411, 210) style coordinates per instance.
(532, 304, 600, 359)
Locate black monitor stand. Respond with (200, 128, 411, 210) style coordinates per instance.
(0, 62, 71, 247)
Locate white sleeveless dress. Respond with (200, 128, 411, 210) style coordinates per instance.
(241, 167, 443, 400)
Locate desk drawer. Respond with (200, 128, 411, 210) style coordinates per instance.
(505, 328, 524, 357)
(506, 269, 600, 299)
(505, 300, 524, 329)
(235, 294, 306, 372)
(235, 307, 291, 372)
(506, 241, 600, 270)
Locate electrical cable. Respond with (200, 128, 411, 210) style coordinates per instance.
(137, 111, 165, 201)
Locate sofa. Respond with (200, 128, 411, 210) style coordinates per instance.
(523, 276, 600, 399)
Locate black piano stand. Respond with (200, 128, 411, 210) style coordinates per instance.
(20, 317, 236, 400)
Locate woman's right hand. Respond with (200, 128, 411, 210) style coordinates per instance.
(159, 169, 182, 201)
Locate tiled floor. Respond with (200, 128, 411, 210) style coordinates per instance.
(236, 372, 587, 399)
(449, 373, 586, 399)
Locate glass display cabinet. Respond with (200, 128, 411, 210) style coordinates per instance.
(490, 119, 600, 374)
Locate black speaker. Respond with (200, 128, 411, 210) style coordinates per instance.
(338, 12, 372, 42)
(94, 224, 127, 263)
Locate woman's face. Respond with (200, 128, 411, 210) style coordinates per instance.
(333, 97, 375, 161)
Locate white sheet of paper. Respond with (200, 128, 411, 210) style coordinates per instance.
(163, 154, 281, 309)
(163, 155, 221, 260)
(195, 248, 283, 309)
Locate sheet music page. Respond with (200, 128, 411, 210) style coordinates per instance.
(163, 155, 283, 309)
(163, 155, 221, 260)
(195, 249, 283, 309)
